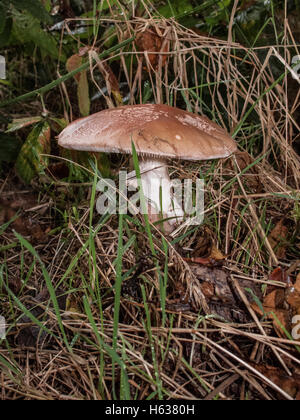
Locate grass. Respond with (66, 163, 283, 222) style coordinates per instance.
(0, 0, 300, 401)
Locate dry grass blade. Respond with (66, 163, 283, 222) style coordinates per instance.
(1, 0, 300, 401)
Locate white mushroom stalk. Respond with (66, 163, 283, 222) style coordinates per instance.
(127, 159, 184, 227)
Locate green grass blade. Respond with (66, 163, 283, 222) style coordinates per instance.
(14, 232, 71, 352)
(112, 213, 124, 399)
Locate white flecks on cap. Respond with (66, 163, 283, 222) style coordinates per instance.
(58, 104, 237, 161)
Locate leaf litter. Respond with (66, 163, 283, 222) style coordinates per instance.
(0, 12, 300, 401)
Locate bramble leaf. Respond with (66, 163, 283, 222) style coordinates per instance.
(16, 122, 51, 184)
(11, 0, 53, 24)
(6, 117, 42, 133)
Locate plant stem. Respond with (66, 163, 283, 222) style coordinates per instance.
(0, 37, 135, 109)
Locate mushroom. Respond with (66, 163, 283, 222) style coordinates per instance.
(58, 104, 237, 231)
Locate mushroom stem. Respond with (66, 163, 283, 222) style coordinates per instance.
(127, 159, 184, 229)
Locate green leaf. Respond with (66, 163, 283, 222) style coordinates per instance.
(43, 0, 52, 12)
(98, 0, 120, 12)
(0, 17, 13, 48)
(10, 0, 53, 24)
(158, 0, 193, 18)
(13, 11, 58, 58)
(6, 116, 42, 133)
(82, 0, 120, 16)
(15, 121, 51, 184)
(0, 2, 8, 34)
(49, 117, 68, 131)
(0, 80, 10, 86)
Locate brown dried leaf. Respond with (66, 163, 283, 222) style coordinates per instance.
(46, 162, 69, 179)
(251, 302, 264, 317)
(209, 246, 227, 261)
(190, 265, 233, 303)
(268, 220, 289, 259)
(286, 273, 300, 311)
(295, 273, 300, 294)
(254, 364, 300, 399)
(252, 289, 290, 339)
(183, 257, 223, 268)
(136, 27, 169, 70)
(66, 54, 82, 83)
(191, 228, 213, 258)
(270, 267, 291, 284)
(201, 281, 215, 300)
(95, 59, 123, 107)
(225, 151, 262, 191)
(263, 289, 285, 310)
(271, 309, 291, 339)
(0, 195, 48, 242)
(233, 151, 253, 171)
(286, 288, 300, 311)
(66, 54, 90, 116)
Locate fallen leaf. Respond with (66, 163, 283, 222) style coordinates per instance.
(286, 288, 300, 311)
(285, 272, 300, 312)
(77, 71, 90, 117)
(209, 246, 227, 261)
(252, 269, 300, 340)
(46, 162, 69, 179)
(16, 289, 67, 347)
(0, 195, 48, 242)
(269, 267, 291, 285)
(263, 289, 285, 310)
(190, 265, 235, 304)
(94, 58, 123, 107)
(253, 364, 300, 399)
(136, 27, 169, 70)
(225, 151, 261, 191)
(185, 244, 226, 267)
(252, 288, 290, 339)
(66, 295, 82, 319)
(271, 309, 291, 339)
(232, 151, 253, 171)
(268, 220, 289, 259)
(192, 230, 212, 258)
(295, 273, 300, 293)
(86, 49, 122, 108)
(183, 256, 223, 268)
(201, 281, 215, 300)
(66, 54, 82, 83)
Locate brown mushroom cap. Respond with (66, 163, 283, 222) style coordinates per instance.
(58, 104, 237, 160)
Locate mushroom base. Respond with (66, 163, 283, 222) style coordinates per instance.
(127, 159, 184, 231)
